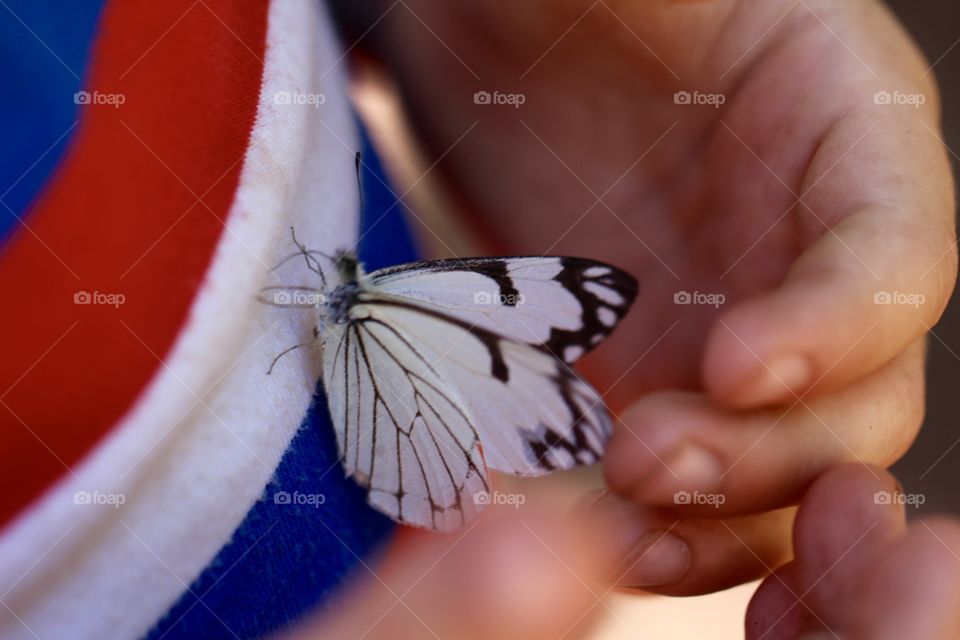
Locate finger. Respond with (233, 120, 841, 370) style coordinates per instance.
(745, 466, 911, 639)
(745, 562, 804, 640)
(791, 464, 906, 633)
(742, 465, 905, 638)
(843, 517, 960, 640)
(749, 469, 960, 640)
(704, 103, 956, 409)
(604, 341, 923, 516)
(287, 506, 623, 640)
(590, 493, 794, 596)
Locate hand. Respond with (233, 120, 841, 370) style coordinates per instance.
(333, 0, 957, 595)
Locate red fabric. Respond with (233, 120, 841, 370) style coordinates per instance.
(0, 0, 268, 527)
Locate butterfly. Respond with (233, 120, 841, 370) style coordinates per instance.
(266, 162, 638, 532)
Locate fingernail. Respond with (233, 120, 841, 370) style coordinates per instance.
(639, 442, 723, 502)
(744, 355, 813, 405)
(618, 530, 690, 588)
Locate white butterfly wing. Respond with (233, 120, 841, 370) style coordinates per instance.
(322, 315, 489, 532)
(351, 296, 614, 475)
(368, 257, 638, 364)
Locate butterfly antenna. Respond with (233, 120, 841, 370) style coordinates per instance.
(289, 226, 329, 288)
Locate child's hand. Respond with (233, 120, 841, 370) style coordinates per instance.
(334, 0, 956, 597)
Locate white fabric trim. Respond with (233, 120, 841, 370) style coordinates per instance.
(0, 1, 357, 638)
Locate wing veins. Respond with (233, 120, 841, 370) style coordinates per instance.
(356, 322, 484, 478)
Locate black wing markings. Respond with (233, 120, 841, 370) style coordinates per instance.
(369, 256, 638, 363)
(542, 257, 639, 363)
(522, 368, 608, 472)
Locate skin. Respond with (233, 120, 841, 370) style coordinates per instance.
(287, 466, 960, 640)
(291, 0, 958, 637)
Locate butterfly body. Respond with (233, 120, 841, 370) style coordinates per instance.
(324, 281, 361, 325)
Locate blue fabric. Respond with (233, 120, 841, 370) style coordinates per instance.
(357, 135, 423, 271)
(0, 0, 104, 243)
(143, 130, 413, 640)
